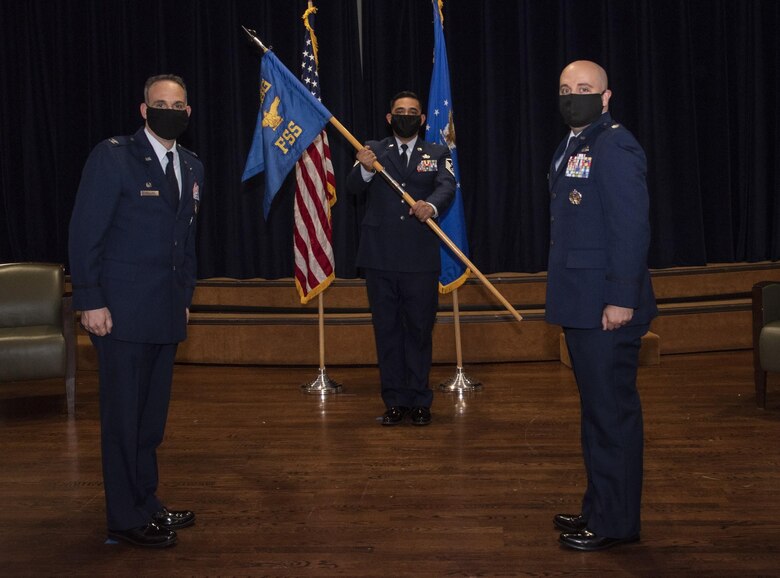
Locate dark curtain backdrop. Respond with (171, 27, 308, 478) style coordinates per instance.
(1, 0, 778, 279)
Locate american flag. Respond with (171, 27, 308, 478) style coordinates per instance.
(294, 5, 336, 304)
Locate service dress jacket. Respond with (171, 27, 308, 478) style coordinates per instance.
(69, 128, 204, 344)
(546, 112, 657, 328)
(346, 137, 455, 272)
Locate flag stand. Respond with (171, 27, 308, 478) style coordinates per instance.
(301, 367, 341, 394)
(439, 288, 482, 392)
(301, 293, 342, 394)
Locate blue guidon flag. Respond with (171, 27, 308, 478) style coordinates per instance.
(425, 0, 470, 293)
(242, 50, 333, 218)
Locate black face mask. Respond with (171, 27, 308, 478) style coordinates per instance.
(390, 114, 422, 138)
(558, 93, 604, 128)
(146, 107, 189, 140)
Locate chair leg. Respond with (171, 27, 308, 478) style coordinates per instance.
(62, 294, 77, 415)
(755, 369, 767, 409)
(66, 376, 76, 415)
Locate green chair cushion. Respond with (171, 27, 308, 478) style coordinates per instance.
(0, 327, 66, 380)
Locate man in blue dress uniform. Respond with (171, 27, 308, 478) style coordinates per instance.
(69, 74, 204, 548)
(347, 91, 455, 427)
(546, 61, 657, 551)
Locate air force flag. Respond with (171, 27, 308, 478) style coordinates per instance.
(426, 0, 470, 293)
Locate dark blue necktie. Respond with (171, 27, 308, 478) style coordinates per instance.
(400, 143, 409, 166)
(165, 151, 179, 210)
(556, 135, 579, 171)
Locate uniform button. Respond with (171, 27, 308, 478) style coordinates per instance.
(174, 241, 178, 247)
(550, 216, 555, 222)
(400, 215, 405, 220)
(173, 265, 177, 271)
(552, 193, 557, 199)
(550, 240, 555, 246)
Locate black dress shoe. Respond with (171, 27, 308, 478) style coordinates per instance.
(152, 507, 196, 530)
(381, 406, 409, 426)
(108, 522, 177, 548)
(554, 513, 588, 532)
(559, 528, 639, 551)
(410, 406, 431, 426)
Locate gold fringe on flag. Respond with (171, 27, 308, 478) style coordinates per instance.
(302, 5, 319, 68)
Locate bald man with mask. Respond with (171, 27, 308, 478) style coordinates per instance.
(546, 61, 657, 551)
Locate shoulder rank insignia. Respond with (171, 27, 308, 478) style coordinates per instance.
(178, 144, 198, 158)
(611, 123, 621, 129)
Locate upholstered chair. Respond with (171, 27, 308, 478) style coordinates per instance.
(752, 281, 780, 408)
(0, 263, 76, 414)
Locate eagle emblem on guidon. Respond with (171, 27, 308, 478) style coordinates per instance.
(440, 110, 457, 177)
(439, 110, 457, 150)
(262, 96, 283, 131)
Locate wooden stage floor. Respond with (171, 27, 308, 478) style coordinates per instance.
(1, 350, 778, 577)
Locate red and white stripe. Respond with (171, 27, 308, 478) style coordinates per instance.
(293, 131, 336, 303)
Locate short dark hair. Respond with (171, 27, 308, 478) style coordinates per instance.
(144, 74, 187, 103)
(389, 90, 422, 112)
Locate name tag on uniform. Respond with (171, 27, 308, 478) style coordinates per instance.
(416, 159, 438, 172)
(565, 153, 592, 178)
(140, 190, 160, 197)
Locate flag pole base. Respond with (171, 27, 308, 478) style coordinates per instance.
(300, 367, 342, 395)
(439, 367, 482, 392)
